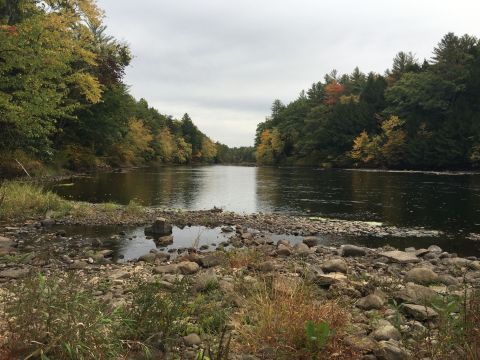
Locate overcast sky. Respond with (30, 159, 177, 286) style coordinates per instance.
(98, 0, 480, 147)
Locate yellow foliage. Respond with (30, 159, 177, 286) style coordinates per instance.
(201, 137, 217, 162)
(156, 128, 176, 162)
(70, 72, 103, 103)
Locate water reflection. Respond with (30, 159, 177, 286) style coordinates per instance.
(52, 166, 480, 234)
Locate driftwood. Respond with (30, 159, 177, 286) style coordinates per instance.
(15, 158, 31, 178)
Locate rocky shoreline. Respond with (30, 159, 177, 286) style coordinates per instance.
(1, 209, 479, 359)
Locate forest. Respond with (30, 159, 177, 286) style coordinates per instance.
(255, 33, 480, 169)
(0, 0, 254, 176)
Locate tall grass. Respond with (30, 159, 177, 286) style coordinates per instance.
(237, 276, 355, 359)
(0, 182, 72, 220)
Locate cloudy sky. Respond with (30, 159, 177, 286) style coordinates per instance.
(98, 0, 480, 147)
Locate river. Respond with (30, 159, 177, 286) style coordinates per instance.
(50, 165, 480, 255)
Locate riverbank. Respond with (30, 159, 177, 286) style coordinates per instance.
(0, 183, 479, 359)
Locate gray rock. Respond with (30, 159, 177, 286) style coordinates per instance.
(356, 294, 385, 310)
(341, 244, 367, 257)
(200, 253, 226, 268)
(427, 245, 442, 253)
(293, 242, 310, 255)
(40, 219, 55, 227)
(444, 257, 471, 267)
(183, 333, 202, 346)
(154, 264, 179, 274)
(302, 236, 318, 247)
(0, 267, 29, 279)
(0, 236, 16, 255)
(374, 340, 408, 360)
(437, 274, 459, 286)
(379, 251, 420, 264)
(321, 258, 348, 274)
(145, 217, 173, 236)
(394, 283, 437, 305)
(405, 267, 439, 285)
(276, 244, 292, 256)
(315, 272, 347, 286)
(178, 261, 200, 275)
(403, 304, 438, 321)
(372, 325, 401, 341)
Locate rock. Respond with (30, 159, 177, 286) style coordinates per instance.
(199, 253, 226, 268)
(372, 325, 401, 341)
(470, 261, 480, 271)
(437, 274, 459, 286)
(356, 294, 385, 310)
(315, 272, 347, 286)
(402, 304, 438, 321)
(394, 283, 438, 305)
(276, 244, 292, 256)
(40, 219, 55, 227)
(379, 251, 420, 264)
(302, 236, 318, 247)
(277, 239, 290, 247)
(221, 226, 234, 233)
(344, 335, 377, 353)
(444, 257, 471, 267)
(374, 340, 408, 360)
(183, 333, 202, 346)
(293, 242, 310, 255)
(178, 261, 200, 275)
(0, 236, 16, 255)
(154, 264, 179, 274)
(405, 267, 439, 285)
(69, 260, 88, 270)
(145, 217, 173, 236)
(427, 245, 442, 253)
(321, 258, 348, 274)
(154, 235, 174, 247)
(199, 244, 209, 250)
(257, 261, 275, 272)
(0, 267, 29, 279)
(341, 244, 367, 257)
(138, 253, 157, 263)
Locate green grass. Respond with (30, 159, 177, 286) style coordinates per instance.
(0, 181, 72, 220)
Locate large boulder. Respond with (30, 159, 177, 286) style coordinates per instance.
(374, 340, 408, 360)
(372, 325, 401, 341)
(177, 261, 200, 275)
(145, 217, 173, 237)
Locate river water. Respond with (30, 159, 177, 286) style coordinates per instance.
(50, 165, 480, 255)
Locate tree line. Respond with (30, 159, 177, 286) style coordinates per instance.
(255, 33, 480, 169)
(0, 0, 254, 176)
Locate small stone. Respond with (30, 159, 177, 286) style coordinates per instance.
(427, 245, 442, 253)
(321, 258, 348, 274)
(403, 304, 438, 321)
(315, 272, 347, 286)
(356, 294, 384, 310)
(341, 244, 367, 257)
(405, 267, 439, 285)
(183, 333, 202, 346)
(302, 236, 318, 247)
